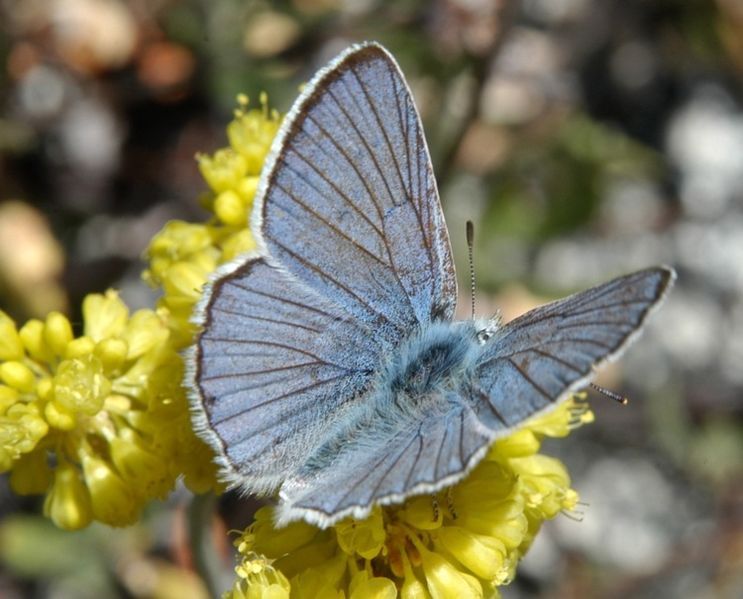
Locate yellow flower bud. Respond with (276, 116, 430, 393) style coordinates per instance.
(110, 427, 172, 499)
(95, 338, 129, 373)
(44, 400, 77, 430)
(0, 385, 19, 413)
(237, 175, 259, 203)
(494, 430, 540, 458)
(434, 526, 506, 580)
(54, 355, 111, 416)
(43, 462, 93, 530)
(83, 290, 128, 342)
(81, 453, 139, 526)
(349, 572, 397, 599)
(65, 336, 96, 358)
(10, 448, 52, 495)
(0, 361, 36, 392)
(221, 229, 256, 262)
(19, 319, 53, 363)
(0, 312, 24, 360)
(36, 377, 53, 400)
(43, 311, 73, 357)
(417, 545, 483, 599)
(400, 553, 430, 599)
(215, 189, 247, 226)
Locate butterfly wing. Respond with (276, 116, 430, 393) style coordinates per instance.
(276, 267, 675, 526)
(255, 42, 457, 345)
(472, 267, 676, 430)
(277, 403, 492, 526)
(189, 255, 380, 493)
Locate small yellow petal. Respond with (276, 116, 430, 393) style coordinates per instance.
(214, 189, 247, 226)
(435, 526, 506, 579)
(349, 575, 397, 599)
(18, 319, 52, 363)
(0, 385, 18, 413)
(65, 336, 96, 358)
(400, 495, 444, 530)
(418, 546, 482, 599)
(44, 400, 76, 430)
(0, 361, 36, 392)
(83, 290, 128, 342)
(43, 462, 93, 530)
(43, 311, 73, 357)
(95, 338, 129, 373)
(221, 229, 256, 262)
(0, 312, 24, 360)
(237, 175, 259, 202)
(335, 508, 386, 559)
(81, 453, 139, 526)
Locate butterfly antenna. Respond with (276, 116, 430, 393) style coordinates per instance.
(590, 382, 629, 405)
(466, 220, 476, 319)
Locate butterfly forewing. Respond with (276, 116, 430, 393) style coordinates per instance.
(257, 44, 457, 344)
(191, 43, 456, 494)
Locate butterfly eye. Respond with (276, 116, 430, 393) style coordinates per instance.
(476, 329, 493, 345)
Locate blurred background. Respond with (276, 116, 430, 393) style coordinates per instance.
(1, 0, 741, 597)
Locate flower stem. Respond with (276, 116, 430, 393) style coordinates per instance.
(188, 492, 225, 598)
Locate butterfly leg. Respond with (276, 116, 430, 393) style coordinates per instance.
(430, 494, 440, 523)
(446, 487, 458, 520)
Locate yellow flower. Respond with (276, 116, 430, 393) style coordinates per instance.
(143, 95, 280, 349)
(0, 291, 220, 529)
(228, 397, 592, 598)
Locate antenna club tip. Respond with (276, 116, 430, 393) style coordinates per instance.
(620, 397, 629, 406)
(466, 220, 474, 245)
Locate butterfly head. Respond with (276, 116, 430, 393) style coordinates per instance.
(474, 315, 501, 346)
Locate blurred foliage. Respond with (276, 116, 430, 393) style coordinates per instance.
(0, 0, 742, 597)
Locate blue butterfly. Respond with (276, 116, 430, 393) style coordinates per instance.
(187, 42, 675, 528)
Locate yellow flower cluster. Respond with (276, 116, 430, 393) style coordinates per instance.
(224, 398, 593, 599)
(0, 94, 280, 531)
(144, 94, 282, 348)
(0, 292, 215, 530)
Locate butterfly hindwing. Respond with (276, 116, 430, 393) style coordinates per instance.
(190, 256, 379, 493)
(277, 403, 492, 525)
(472, 267, 675, 431)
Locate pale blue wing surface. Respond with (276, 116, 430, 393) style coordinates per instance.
(191, 256, 379, 493)
(472, 267, 676, 430)
(257, 43, 457, 345)
(277, 403, 491, 525)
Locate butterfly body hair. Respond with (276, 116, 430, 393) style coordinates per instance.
(299, 320, 493, 476)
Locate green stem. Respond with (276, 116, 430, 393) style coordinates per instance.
(188, 492, 225, 598)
